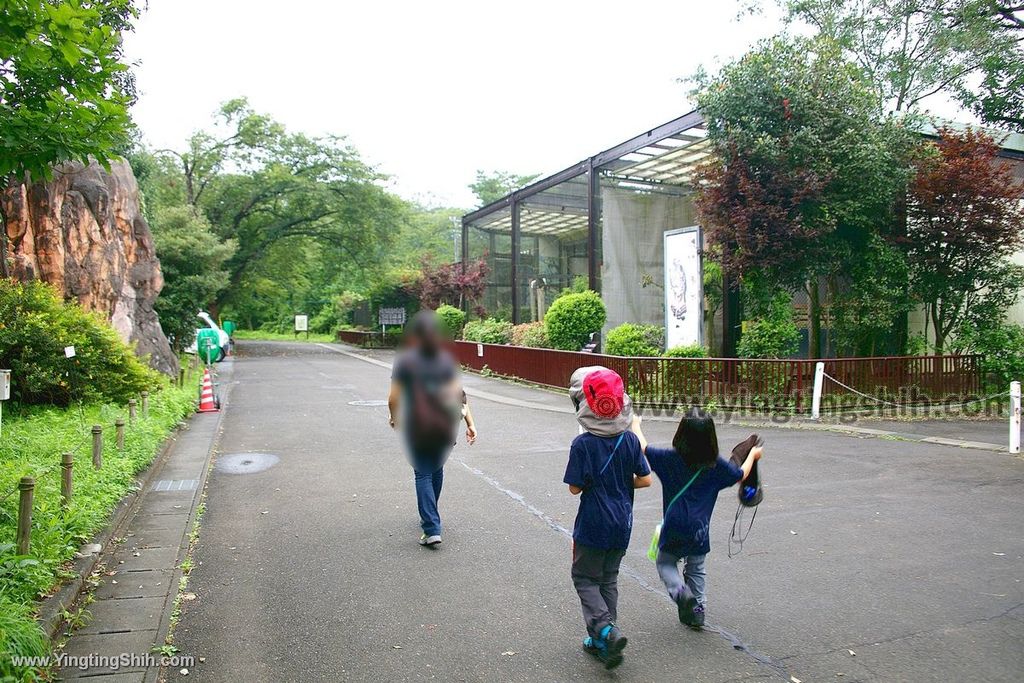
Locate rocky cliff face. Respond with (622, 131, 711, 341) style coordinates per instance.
(2, 159, 178, 375)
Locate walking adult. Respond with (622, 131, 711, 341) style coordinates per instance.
(387, 310, 477, 546)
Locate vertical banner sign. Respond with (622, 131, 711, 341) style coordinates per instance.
(663, 226, 703, 349)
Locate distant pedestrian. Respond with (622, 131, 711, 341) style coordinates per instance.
(388, 310, 477, 547)
(564, 367, 651, 669)
(631, 407, 762, 628)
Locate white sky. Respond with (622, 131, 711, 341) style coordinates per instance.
(123, 0, 787, 208)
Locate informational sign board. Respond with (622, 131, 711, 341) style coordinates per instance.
(379, 307, 407, 327)
(664, 226, 703, 349)
(64, 346, 76, 358)
(294, 315, 308, 332)
(0, 369, 10, 401)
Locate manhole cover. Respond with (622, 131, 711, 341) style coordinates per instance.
(348, 400, 388, 407)
(217, 452, 280, 474)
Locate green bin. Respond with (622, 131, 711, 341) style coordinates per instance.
(196, 328, 221, 365)
(222, 320, 237, 337)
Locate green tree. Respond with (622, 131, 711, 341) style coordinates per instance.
(150, 206, 235, 351)
(693, 36, 914, 357)
(770, 0, 1023, 122)
(0, 0, 139, 276)
(469, 170, 539, 207)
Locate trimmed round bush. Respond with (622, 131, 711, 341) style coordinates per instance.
(604, 323, 664, 357)
(664, 343, 708, 358)
(511, 322, 549, 348)
(435, 304, 466, 339)
(462, 318, 514, 344)
(0, 280, 161, 406)
(544, 290, 606, 351)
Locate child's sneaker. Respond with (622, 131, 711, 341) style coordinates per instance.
(675, 587, 698, 626)
(582, 636, 624, 670)
(689, 604, 706, 629)
(419, 534, 442, 547)
(599, 624, 628, 656)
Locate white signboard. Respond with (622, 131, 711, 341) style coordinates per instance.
(0, 369, 10, 401)
(64, 346, 76, 358)
(294, 315, 308, 332)
(379, 307, 407, 326)
(664, 227, 703, 349)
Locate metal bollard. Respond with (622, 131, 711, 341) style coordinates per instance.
(61, 453, 73, 510)
(141, 391, 149, 418)
(17, 477, 34, 555)
(92, 424, 103, 469)
(128, 399, 137, 425)
(116, 419, 125, 450)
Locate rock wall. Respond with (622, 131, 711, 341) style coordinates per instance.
(2, 159, 178, 375)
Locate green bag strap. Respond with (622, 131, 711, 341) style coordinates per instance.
(664, 466, 705, 517)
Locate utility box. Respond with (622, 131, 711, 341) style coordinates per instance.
(0, 369, 9, 401)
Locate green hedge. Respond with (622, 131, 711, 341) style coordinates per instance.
(510, 322, 549, 348)
(605, 323, 664, 356)
(435, 305, 466, 339)
(0, 280, 161, 406)
(664, 343, 708, 358)
(544, 290, 606, 351)
(463, 318, 514, 344)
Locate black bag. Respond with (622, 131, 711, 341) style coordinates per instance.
(409, 380, 457, 453)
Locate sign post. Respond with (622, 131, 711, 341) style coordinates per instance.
(378, 307, 407, 343)
(0, 369, 9, 437)
(811, 362, 825, 420)
(1011, 380, 1021, 455)
(294, 314, 309, 340)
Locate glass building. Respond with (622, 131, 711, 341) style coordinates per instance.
(461, 111, 734, 352)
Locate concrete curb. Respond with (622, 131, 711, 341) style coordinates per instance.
(319, 342, 1010, 455)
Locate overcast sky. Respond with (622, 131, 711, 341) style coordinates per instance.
(122, 2, 785, 207)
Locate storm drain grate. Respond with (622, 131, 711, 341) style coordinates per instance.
(152, 479, 197, 492)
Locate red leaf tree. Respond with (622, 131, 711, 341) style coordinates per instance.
(415, 257, 489, 311)
(905, 127, 1024, 352)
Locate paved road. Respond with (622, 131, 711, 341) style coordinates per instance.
(171, 341, 1024, 682)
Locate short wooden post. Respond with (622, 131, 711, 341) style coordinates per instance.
(61, 453, 73, 510)
(178, 368, 185, 387)
(141, 391, 149, 418)
(91, 424, 103, 469)
(116, 419, 125, 450)
(16, 477, 34, 555)
(128, 399, 137, 425)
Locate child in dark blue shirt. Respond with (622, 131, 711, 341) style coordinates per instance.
(564, 368, 651, 669)
(631, 407, 762, 628)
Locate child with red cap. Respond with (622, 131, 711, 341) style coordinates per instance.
(564, 366, 652, 669)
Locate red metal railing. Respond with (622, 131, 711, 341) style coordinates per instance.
(449, 341, 982, 412)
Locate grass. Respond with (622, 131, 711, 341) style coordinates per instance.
(232, 329, 335, 343)
(0, 368, 198, 681)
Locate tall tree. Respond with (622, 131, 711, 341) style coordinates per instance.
(693, 37, 914, 357)
(469, 170, 539, 207)
(0, 0, 139, 276)
(770, 0, 1023, 119)
(904, 127, 1024, 352)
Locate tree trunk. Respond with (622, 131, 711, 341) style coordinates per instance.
(0, 200, 10, 279)
(807, 279, 822, 359)
(930, 302, 945, 354)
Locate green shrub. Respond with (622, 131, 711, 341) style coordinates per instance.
(557, 275, 589, 300)
(544, 290, 606, 351)
(737, 317, 801, 359)
(664, 343, 709, 358)
(958, 322, 1024, 390)
(511, 322, 549, 348)
(463, 318, 514, 344)
(604, 323, 664, 357)
(435, 305, 466, 339)
(0, 280, 161, 406)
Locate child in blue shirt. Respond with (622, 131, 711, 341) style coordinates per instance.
(564, 368, 651, 669)
(631, 407, 762, 628)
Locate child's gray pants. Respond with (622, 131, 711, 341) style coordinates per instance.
(571, 542, 626, 638)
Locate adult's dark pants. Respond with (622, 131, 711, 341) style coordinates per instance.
(571, 542, 626, 638)
(408, 444, 450, 536)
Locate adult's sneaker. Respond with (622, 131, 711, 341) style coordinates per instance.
(419, 534, 442, 547)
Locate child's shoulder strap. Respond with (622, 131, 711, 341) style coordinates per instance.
(665, 465, 705, 514)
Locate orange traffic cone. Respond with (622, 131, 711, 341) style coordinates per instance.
(198, 367, 219, 413)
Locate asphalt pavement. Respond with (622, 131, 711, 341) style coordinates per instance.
(170, 341, 1024, 682)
